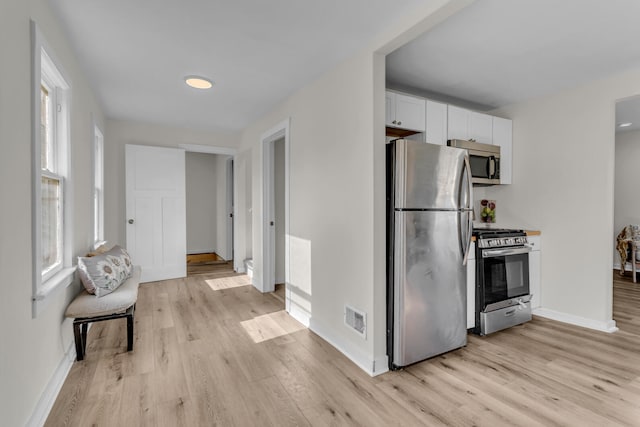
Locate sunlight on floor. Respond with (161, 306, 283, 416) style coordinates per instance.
(240, 310, 306, 343)
(205, 275, 251, 291)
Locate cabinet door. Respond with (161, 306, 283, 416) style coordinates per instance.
(426, 100, 447, 145)
(395, 94, 426, 131)
(470, 112, 493, 144)
(529, 250, 541, 309)
(493, 116, 513, 184)
(447, 105, 470, 141)
(385, 92, 396, 127)
(528, 235, 541, 309)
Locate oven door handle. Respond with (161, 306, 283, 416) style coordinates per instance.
(482, 246, 532, 258)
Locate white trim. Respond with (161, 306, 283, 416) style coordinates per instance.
(309, 317, 385, 377)
(260, 118, 290, 295)
(533, 308, 619, 333)
(26, 340, 75, 427)
(179, 143, 237, 156)
(92, 119, 105, 246)
(179, 143, 239, 270)
(287, 298, 310, 328)
(31, 20, 74, 318)
(32, 267, 76, 318)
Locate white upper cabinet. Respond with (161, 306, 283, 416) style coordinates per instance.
(447, 105, 470, 141)
(447, 105, 493, 144)
(425, 100, 447, 145)
(386, 91, 426, 132)
(470, 112, 493, 144)
(493, 116, 513, 184)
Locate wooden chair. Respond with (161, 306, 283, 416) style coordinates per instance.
(618, 224, 640, 283)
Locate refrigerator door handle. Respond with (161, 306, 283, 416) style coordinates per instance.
(461, 154, 474, 266)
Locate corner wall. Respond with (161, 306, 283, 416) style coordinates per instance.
(234, 0, 471, 374)
(0, 1, 106, 425)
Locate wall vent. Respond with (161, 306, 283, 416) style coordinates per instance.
(345, 305, 366, 338)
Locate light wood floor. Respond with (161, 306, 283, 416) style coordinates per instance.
(46, 268, 640, 426)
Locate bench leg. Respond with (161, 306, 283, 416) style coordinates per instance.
(81, 322, 88, 354)
(73, 321, 85, 361)
(126, 312, 134, 352)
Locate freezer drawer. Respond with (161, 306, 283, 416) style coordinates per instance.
(392, 210, 467, 367)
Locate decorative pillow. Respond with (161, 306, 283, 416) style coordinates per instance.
(85, 242, 111, 257)
(77, 245, 133, 297)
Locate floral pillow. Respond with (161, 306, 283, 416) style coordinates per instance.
(77, 245, 133, 297)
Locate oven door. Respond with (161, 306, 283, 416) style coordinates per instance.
(479, 246, 530, 308)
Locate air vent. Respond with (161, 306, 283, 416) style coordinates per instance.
(345, 305, 366, 338)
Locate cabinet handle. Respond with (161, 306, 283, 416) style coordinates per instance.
(397, 121, 402, 126)
(392, 120, 397, 124)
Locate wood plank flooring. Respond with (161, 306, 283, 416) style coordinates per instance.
(46, 268, 640, 426)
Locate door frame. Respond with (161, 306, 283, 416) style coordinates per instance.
(179, 144, 238, 270)
(260, 119, 290, 303)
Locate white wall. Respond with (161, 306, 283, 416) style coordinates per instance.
(614, 129, 640, 268)
(104, 120, 239, 249)
(481, 67, 640, 331)
(274, 138, 286, 283)
(0, 1, 106, 425)
(185, 152, 218, 254)
(234, 0, 467, 374)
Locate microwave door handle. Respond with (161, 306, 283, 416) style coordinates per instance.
(489, 156, 496, 179)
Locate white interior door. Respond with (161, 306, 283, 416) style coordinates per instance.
(226, 158, 234, 261)
(126, 144, 186, 283)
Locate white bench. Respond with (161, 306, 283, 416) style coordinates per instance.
(65, 266, 141, 361)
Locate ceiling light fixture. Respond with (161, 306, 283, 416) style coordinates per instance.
(618, 122, 633, 128)
(185, 75, 213, 89)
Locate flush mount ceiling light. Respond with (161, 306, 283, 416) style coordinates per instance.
(618, 122, 633, 128)
(184, 75, 213, 89)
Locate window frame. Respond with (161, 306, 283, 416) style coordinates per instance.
(31, 21, 75, 317)
(93, 123, 105, 248)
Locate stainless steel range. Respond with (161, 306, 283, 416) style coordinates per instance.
(473, 228, 532, 335)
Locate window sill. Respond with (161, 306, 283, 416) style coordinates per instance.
(32, 266, 76, 318)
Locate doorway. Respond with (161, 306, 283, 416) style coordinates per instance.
(184, 152, 234, 275)
(613, 96, 640, 332)
(260, 119, 290, 311)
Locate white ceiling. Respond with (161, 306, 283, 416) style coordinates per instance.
(51, 0, 426, 133)
(387, 0, 640, 121)
(52, 1, 640, 134)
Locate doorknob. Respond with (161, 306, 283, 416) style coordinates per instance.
(270, 221, 274, 226)
(128, 219, 135, 224)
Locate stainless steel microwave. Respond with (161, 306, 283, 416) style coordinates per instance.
(447, 139, 500, 185)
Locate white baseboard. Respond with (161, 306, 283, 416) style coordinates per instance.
(308, 317, 387, 377)
(26, 341, 76, 427)
(287, 301, 310, 328)
(533, 307, 618, 333)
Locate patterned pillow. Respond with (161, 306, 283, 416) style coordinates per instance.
(77, 245, 133, 297)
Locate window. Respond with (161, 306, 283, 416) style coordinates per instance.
(93, 125, 104, 247)
(31, 21, 74, 311)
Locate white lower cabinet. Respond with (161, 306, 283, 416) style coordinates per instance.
(528, 235, 541, 309)
(467, 242, 476, 329)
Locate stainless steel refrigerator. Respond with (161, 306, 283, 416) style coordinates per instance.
(386, 139, 473, 369)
